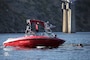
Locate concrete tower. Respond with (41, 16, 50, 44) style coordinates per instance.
(62, 0, 75, 33)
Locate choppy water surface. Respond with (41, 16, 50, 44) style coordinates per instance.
(0, 32, 90, 60)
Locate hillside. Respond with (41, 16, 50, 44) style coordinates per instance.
(75, 0, 90, 31)
(0, 0, 90, 33)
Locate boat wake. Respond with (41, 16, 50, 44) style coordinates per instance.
(1, 43, 90, 51)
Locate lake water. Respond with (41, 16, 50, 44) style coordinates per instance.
(0, 32, 90, 60)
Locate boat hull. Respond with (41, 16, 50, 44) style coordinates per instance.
(3, 36, 65, 48)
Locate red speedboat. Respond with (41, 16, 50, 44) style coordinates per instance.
(3, 19, 65, 48)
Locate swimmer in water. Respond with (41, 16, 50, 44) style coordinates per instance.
(70, 43, 83, 47)
(76, 44, 83, 47)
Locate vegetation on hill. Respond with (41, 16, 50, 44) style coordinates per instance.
(0, 0, 90, 33)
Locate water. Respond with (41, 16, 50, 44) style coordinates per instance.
(0, 32, 90, 60)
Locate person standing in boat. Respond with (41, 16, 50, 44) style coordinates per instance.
(44, 21, 56, 37)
